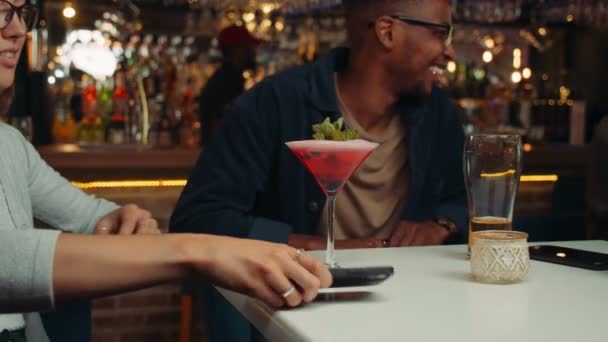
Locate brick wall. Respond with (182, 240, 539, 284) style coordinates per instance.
(91, 285, 208, 342)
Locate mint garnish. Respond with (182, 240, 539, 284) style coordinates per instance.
(312, 117, 359, 141)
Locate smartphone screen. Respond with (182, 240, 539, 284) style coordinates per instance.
(529, 245, 608, 271)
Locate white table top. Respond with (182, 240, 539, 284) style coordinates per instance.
(218, 241, 608, 342)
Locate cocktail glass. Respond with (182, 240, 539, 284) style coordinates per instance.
(286, 139, 379, 267)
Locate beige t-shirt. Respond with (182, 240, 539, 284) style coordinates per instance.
(318, 80, 409, 240)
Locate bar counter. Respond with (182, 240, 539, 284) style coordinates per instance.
(219, 241, 608, 342)
(37, 143, 589, 182)
(36, 143, 591, 224)
(37, 144, 201, 182)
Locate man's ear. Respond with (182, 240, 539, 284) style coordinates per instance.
(374, 16, 398, 51)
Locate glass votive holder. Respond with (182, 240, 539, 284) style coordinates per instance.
(470, 230, 529, 284)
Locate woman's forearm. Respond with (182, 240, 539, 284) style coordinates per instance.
(40, 232, 332, 312)
(52, 234, 202, 305)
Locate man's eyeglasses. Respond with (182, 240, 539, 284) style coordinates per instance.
(390, 15, 454, 48)
(0, 0, 38, 31)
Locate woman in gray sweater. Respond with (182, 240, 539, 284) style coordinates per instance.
(0, 3, 331, 341)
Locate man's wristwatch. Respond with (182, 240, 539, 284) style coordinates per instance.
(433, 217, 459, 242)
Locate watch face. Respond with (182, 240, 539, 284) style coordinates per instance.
(436, 218, 457, 234)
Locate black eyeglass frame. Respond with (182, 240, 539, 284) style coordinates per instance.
(369, 15, 454, 48)
(0, 0, 38, 31)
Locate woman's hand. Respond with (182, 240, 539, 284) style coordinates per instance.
(188, 235, 332, 308)
(95, 204, 161, 235)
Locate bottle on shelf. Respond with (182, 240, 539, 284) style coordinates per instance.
(52, 105, 77, 144)
(106, 114, 127, 145)
(148, 95, 175, 148)
(78, 75, 104, 145)
(158, 99, 175, 148)
(178, 79, 200, 148)
(106, 71, 129, 145)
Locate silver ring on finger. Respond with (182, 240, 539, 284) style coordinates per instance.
(293, 248, 305, 263)
(281, 286, 297, 299)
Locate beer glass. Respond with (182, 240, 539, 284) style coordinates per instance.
(464, 134, 522, 257)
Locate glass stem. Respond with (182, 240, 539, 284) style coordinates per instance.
(326, 193, 337, 268)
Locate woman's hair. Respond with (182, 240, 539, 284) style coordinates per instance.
(0, 85, 14, 115)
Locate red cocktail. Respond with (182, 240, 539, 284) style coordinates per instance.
(286, 139, 379, 266)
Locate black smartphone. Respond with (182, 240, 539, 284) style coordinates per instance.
(329, 266, 395, 288)
(529, 245, 608, 271)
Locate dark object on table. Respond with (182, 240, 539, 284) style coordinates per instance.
(530, 245, 608, 271)
(330, 266, 395, 288)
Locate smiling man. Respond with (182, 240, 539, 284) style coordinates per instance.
(172, 0, 466, 340)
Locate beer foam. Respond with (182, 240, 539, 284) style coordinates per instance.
(286, 139, 379, 151)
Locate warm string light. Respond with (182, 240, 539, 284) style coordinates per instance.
(483, 36, 495, 49)
(447, 61, 457, 73)
(511, 71, 522, 83)
(482, 50, 493, 63)
(242, 12, 255, 23)
(520, 175, 559, 183)
(63, 2, 76, 19)
(73, 180, 188, 189)
(513, 48, 522, 69)
(511, 48, 523, 83)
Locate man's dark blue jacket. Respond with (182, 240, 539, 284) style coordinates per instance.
(170, 48, 468, 243)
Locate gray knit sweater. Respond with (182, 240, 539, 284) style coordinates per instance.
(0, 124, 118, 336)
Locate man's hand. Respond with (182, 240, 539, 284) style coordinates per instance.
(288, 234, 384, 251)
(388, 220, 449, 247)
(95, 204, 161, 235)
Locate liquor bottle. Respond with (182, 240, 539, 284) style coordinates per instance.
(78, 116, 95, 144)
(97, 78, 113, 120)
(92, 116, 105, 144)
(52, 105, 77, 144)
(82, 76, 98, 120)
(106, 114, 127, 145)
(106, 71, 129, 144)
(69, 81, 84, 123)
(163, 54, 177, 101)
(146, 95, 161, 147)
(77, 76, 100, 144)
(178, 79, 199, 147)
(157, 112, 174, 148)
(148, 96, 175, 148)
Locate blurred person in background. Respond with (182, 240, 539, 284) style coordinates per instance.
(199, 25, 261, 144)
